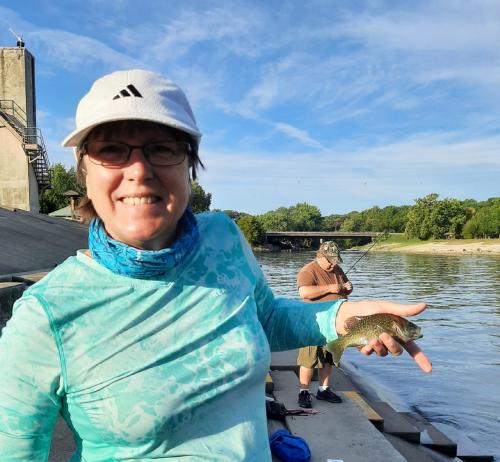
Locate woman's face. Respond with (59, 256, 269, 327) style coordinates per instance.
(84, 122, 191, 250)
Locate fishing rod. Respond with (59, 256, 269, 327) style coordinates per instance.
(345, 232, 386, 275)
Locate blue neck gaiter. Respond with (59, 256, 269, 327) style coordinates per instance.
(88, 208, 199, 278)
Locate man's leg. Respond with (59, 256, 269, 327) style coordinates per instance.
(317, 363, 332, 388)
(299, 365, 314, 390)
(297, 346, 317, 408)
(315, 348, 342, 403)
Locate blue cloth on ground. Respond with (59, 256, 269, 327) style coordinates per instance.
(269, 429, 311, 462)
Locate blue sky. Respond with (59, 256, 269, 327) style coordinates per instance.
(1, 0, 499, 215)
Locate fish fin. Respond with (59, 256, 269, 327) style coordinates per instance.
(344, 315, 366, 332)
(326, 338, 345, 367)
(374, 323, 396, 338)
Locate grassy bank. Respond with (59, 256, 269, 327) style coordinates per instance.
(356, 234, 500, 256)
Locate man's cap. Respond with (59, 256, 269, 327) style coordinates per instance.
(318, 241, 343, 263)
(62, 69, 202, 150)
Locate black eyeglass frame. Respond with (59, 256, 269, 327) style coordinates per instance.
(80, 140, 191, 167)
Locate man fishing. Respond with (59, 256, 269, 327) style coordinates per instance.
(296, 241, 352, 408)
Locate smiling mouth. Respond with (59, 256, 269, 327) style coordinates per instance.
(120, 196, 161, 205)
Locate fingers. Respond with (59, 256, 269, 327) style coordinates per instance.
(379, 332, 404, 356)
(403, 341, 433, 373)
(358, 335, 432, 374)
(359, 333, 403, 357)
(386, 302, 427, 317)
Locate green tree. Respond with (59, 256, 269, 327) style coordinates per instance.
(430, 198, 468, 238)
(341, 211, 363, 232)
(322, 214, 344, 231)
(405, 193, 439, 239)
(288, 202, 322, 231)
(258, 207, 291, 231)
(236, 215, 265, 246)
(190, 181, 211, 213)
(39, 163, 86, 214)
(405, 194, 470, 239)
(387, 206, 410, 233)
(463, 199, 500, 238)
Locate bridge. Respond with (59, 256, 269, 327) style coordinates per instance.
(265, 231, 383, 239)
(264, 231, 383, 248)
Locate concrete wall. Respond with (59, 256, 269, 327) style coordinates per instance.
(28, 157, 40, 212)
(0, 271, 48, 335)
(0, 121, 39, 210)
(0, 47, 39, 211)
(0, 47, 36, 126)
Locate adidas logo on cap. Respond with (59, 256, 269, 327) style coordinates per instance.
(113, 84, 143, 100)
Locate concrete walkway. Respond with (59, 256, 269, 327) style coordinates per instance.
(271, 369, 407, 462)
(269, 349, 483, 462)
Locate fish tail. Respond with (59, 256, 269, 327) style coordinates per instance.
(326, 338, 345, 367)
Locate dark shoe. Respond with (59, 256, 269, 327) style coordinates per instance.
(298, 390, 313, 408)
(316, 388, 342, 403)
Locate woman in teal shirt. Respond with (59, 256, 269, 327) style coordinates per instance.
(0, 69, 431, 461)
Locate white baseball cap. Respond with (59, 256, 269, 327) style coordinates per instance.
(62, 69, 202, 149)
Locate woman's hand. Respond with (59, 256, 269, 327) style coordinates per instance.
(335, 300, 432, 373)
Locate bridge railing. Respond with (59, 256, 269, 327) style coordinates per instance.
(265, 231, 384, 238)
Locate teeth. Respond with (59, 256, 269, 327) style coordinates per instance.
(122, 197, 156, 205)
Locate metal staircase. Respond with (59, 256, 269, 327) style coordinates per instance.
(0, 99, 51, 189)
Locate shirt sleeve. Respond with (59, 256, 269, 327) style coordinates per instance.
(235, 226, 342, 351)
(0, 295, 64, 461)
(296, 268, 315, 288)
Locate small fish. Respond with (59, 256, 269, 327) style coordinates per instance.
(325, 313, 423, 367)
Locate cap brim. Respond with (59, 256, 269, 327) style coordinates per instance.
(62, 115, 202, 148)
(323, 253, 342, 263)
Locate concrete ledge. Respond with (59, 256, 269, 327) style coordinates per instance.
(13, 271, 48, 285)
(403, 412, 457, 457)
(370, 401, 421, 443)
(344, 390, 384, 430)
(432, 423, 495, 462)
(384, 433, 462, 462)
(0, 281, 25, 333)
(270, 349, 299, 371)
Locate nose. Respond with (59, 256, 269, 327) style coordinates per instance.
(123, 148, 154, 180)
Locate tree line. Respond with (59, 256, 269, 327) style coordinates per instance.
(227, 195, 499, 246)
(41, 164, 498, 247)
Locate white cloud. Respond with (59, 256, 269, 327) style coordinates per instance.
(273, 123, 324, 150)
(198, 131, 500, 214)
(29, 29, 139, 71)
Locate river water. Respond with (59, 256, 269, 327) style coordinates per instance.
(257, 250, 500, 460)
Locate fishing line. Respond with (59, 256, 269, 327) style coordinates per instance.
(345, 236, 382, 275)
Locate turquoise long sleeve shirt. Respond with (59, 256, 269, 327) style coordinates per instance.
(0, 212, 342, 461)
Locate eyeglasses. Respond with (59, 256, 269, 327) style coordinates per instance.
(325, 256, 338, 264)
(81, 140, 191, 167)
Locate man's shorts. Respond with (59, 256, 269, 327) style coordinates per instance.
(297, 345, 334, 368)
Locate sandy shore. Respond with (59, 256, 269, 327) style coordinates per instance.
(370, 240, 500, 256)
